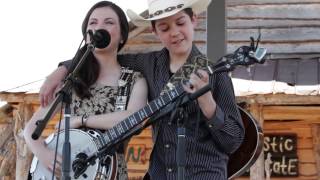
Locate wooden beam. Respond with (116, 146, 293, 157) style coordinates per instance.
(0, 124, 13, 148)
(263, 106, 320, 122)
(237, 94, 320, 105)
(312, 125, 320, 179)
(249, 103, 265, 180)
(227, 0, 320, 5)
(14, 103, 33, 180)
(207, 0, 226, 62)
(227, 4, 320, 19)
(0, 93, 39, 104)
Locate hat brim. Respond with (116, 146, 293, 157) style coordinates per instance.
(127, 0, 212, 27)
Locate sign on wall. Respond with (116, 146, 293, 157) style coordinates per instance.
(264, 134, 299, 177)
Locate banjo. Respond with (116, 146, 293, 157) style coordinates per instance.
(29, 40, 267, 179)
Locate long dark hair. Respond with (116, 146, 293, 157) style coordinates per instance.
(73, 1, 129, 98)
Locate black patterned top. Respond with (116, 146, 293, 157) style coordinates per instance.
(71, 83, 117, 117)
(69, 69, 142, 180)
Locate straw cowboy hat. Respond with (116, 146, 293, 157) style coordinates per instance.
(127, 0, 212, 27)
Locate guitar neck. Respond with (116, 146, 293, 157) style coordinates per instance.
(101, 83, 185, 145)
(100, 46, 266, 147)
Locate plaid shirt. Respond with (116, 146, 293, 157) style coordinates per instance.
(62, 45, 244, 180)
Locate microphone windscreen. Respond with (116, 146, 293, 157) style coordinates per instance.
(93, 29, 111, 49)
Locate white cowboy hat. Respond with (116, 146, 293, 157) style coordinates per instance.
(127, 0, 212, 27)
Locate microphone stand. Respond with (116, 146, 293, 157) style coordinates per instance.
(176, 84, 211, 180)
(31, 44, 95, 179)
(148, 84, 212, 180)
(168, 96, 186, 180)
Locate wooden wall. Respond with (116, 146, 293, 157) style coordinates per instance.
(235, 121, 319, 180)
(122, 12, 208, 55)
(226, 0, 320, 58)
(235, 95, 320, 180)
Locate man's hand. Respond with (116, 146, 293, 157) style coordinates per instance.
(40, 66, 68, 107)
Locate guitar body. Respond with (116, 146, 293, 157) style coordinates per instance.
(29, 129, 117, 180)
(143, 106, 264, 180)
(227, 106, 264, 179)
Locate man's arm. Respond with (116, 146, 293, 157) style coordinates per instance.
(39, 66, 68, 107)
(204, 73, 245, 154)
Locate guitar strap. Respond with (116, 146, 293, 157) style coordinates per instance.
(114, 67, 140, 154)
(161, 54, 214, 94)
(115, 67, 138, 111)
(151, 55, 214, 142)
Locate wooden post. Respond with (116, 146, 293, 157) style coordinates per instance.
(207, 0, 226, 62)
(14, 103, 33, 180)
(0, 104, 15, 179)
(249, 103, 265, 180)
(312, 125, 320, 179)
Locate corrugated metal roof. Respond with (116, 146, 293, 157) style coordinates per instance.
(1, 58, 319, 98)
(231, 58, 320, 96)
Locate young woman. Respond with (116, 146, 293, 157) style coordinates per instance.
(39, 0, 245, 179)
(24, 1, 147, 179)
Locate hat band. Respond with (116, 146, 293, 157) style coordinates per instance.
(148, 3, 185, 19)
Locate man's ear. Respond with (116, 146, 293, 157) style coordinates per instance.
(192, 14, 198, 28)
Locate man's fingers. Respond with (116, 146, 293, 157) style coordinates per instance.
(196, 69, 209, 82)
(48, 161, 62, 178)
(40, 95, 45, 107)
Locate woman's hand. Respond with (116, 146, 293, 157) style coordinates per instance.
(36, 147, 63, 177)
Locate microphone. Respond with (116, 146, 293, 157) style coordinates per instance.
(87, 29, 111, 49)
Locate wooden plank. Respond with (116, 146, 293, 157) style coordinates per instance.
(299, 163, 318, 176)
(228, 41, 320, 54)
(228, 19, 320, 29)
(227, 0, 320, 6)
(311, 125, 320, 179)
(127, 163, 149, 171)
(128, 138, 153, 149)
(298, 149, 316, 163)
(297, 138, 314, 149)
(262, 106, 320, 121)
(264, 127, 312, 138)
(228, 27, 320, 42)
(14, 103, 34, 180)
(264, 121, 310, 128)
(0, 124, 13, 148)
(227, 4, 320, 19)
(128, 174, 145, 180)
(0, 93, 26, 103)
(268, 53, 320, 60)
(248, 103, 264, 180)
(236, 94, 320, 105)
